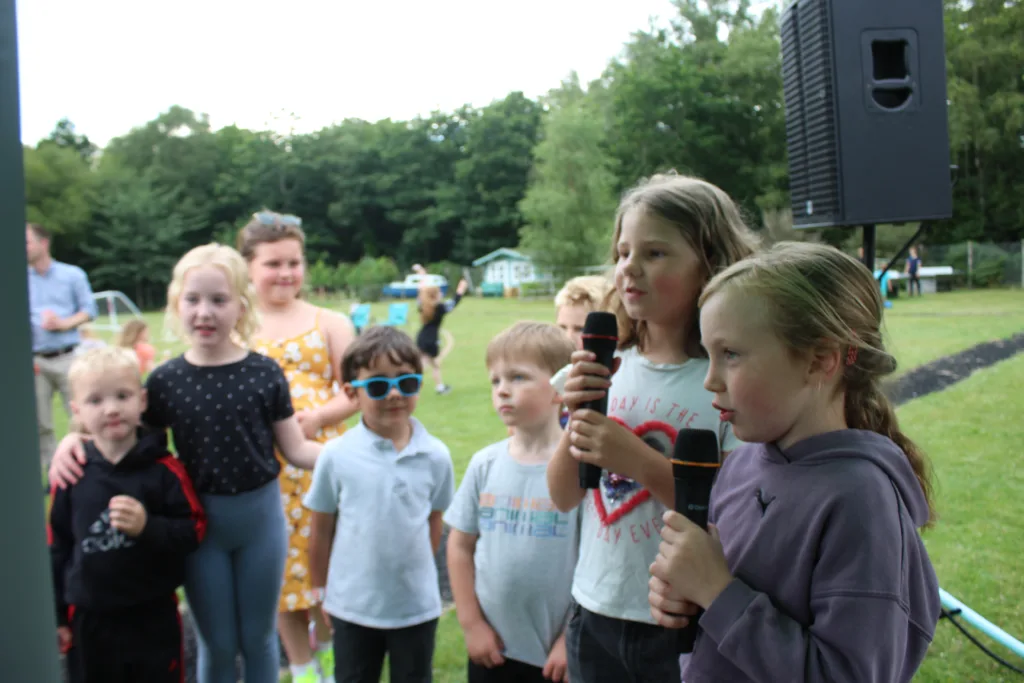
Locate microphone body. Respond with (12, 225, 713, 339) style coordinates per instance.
(578, 312, 618, 489)
(670, 428, 721, 653)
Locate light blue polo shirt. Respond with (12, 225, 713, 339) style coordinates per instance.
(28, 261, 98, 353)
(304, 417, 455, 629)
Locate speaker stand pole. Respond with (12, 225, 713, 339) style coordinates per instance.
(0, 1, 64, 679)
(862, 224, 876, 272)
(877, 222, 929, 282)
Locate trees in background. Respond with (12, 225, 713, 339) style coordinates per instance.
(23, 0, 1024, 303)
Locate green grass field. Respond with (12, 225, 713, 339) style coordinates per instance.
(56, 288, 1024, 681)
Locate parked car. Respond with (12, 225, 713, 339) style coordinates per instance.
(381, 274, 449, 299)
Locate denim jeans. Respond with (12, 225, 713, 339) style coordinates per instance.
(566, 604, 682, 683)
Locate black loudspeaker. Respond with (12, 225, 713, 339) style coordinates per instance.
(781, 0, 953, 229)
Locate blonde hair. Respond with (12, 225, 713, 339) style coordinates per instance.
(69, 347, 142, 396)
(116, 319, 149, 348)
(418, 286, 442, 325)
(609, 173, 760, 356)
(554, 275, 613, 311)
(236, 209, 306, 262)
(701, 241, 935, 526)
(486, 322, 575, 376)
(165, 243, 260, 344)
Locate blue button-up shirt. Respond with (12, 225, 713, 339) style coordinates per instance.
(28, 261, 98, 353)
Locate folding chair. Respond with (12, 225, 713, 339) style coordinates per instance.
(383, 302, 409, 327)
(350, 303, 371, 333)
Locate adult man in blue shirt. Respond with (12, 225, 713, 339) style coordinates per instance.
(26, 223, 97, 473)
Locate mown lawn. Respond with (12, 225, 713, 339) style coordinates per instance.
(48, 288, 1024, 681)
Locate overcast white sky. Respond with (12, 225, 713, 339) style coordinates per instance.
(17, 0, 774, 148)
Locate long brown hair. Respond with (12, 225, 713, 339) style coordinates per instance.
(606, 172, 760, 357)
(418, 286, 442, 325)
(701, 242, 936, 526)
(116, 319, 149, 348)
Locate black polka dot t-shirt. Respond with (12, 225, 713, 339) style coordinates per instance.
(143, 352, 295, 495)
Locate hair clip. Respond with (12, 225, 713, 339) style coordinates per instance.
(846, 345, 858, 366)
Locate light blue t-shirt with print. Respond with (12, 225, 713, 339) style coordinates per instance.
(443, 439, 579, 668)
(304, 417, 455, 629)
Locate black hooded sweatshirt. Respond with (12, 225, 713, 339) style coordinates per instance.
(49, 429, 206, 625)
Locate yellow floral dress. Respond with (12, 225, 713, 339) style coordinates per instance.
(254, 316, 345, 613)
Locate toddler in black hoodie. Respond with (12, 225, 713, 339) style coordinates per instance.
(48, 346, 206, 683)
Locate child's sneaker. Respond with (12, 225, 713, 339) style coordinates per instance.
(290, 665, 319, 683)
(314, 647, 335, 681)
(436, 383, 451, 394)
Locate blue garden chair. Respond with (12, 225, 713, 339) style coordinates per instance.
(383, 302, 409, 327)
(350, 303, 371, 333)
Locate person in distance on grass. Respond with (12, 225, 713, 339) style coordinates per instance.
(547, 172, 758, 683)
(49, 244, 324, 683)
(445, 322, 578, 683)
(116, 319, 157, 375)
(49, 346, 205, 683)
(648, 242, 940, 683)
(305, 326, 455, 683)
(416, 276, 470, 395)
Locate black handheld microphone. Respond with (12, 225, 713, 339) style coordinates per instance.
(578, 312, 618, 489)
(670, 428, 721, 653)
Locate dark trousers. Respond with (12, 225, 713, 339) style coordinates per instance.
(66, 596, 183, 683)
(330, 616, 438, 683)
(566, 605, 681, 683)
(908, 275, 921, 296)
(468, 657, 548, 683)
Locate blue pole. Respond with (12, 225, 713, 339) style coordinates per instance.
(940, 588, 1024, 660)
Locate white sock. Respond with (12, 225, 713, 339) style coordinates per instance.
(291, 661, 316, 677)
(317, 640, 332, 652)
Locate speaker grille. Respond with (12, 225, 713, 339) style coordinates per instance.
(781, 0, 840, 227)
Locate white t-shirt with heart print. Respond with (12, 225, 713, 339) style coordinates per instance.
(571, 346, 740, 624)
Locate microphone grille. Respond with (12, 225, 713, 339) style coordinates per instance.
(582, 311, 618, 338)
(672, 428, 720, 465)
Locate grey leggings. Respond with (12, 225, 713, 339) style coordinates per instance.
(185, 479, 287, 683)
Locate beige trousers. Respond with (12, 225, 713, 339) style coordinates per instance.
(35, 351, 74, 473)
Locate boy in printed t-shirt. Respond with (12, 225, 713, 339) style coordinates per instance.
(445, 322, 578, 683)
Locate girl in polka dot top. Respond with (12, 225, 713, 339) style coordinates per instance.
(49, 243, 324, 683)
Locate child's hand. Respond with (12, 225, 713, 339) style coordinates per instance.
(561, 351, 620, 413)
(464, 620, 505, 668)
(57, 626, 72, 654)
(49, 433, 89, 489)
(542, 633, 569, 681)
(568, 411, 645, 480)
(296, 409, 322, 440)
(456, 278, 470, 296)
(109, 496, 147, 537)
(649, 511, 733, 615)
(648, 573, 700, 630)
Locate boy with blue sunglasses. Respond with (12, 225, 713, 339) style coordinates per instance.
(304, 326, 455, 683)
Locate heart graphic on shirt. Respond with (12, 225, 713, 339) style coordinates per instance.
(592, 419, 677, 526)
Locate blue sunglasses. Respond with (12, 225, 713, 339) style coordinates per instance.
(351, 374, 423, 400)
(253, 211, 302, 228)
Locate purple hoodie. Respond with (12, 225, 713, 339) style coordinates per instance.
(684, 430, 940, 683)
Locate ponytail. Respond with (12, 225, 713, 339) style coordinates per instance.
(845, 381, 936, 527)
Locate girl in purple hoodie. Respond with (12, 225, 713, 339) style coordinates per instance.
(648, 242, 940, 683)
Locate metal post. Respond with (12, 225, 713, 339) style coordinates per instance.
(967, 240, 974, 289)
(0, 0, 63, 679)
(862, 224, 876, 273)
